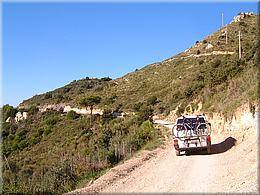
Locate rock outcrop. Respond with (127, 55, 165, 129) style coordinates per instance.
(63, 105, 103, 115)
(37, 103, 104, 115)
(38, 103, 66, 112)
(205, 43, 213, 50)
(207, 103, 257, 134)
(14, 112, 28, 123)
(231, 12, 254, 23)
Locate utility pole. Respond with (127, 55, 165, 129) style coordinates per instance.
(221, 13, 224, 28)
(225, 26, 228, 44)
(238, 31, 242, 59)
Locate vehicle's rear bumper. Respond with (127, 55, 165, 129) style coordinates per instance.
(174, 146, 207, 151)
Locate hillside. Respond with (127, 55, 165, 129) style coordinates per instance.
(2, 13, 259, 193)
(19, 13, 258, 116)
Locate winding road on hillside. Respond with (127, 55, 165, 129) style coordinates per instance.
(70, 119, 258, 194)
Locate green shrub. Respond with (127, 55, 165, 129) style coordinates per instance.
(176, 104, 185, 117)
(17, 129, 28, 139)
(18, 140, 29, 150)
(100, 77, 112, 81)
(55, 94, 64, 103)
(191, 103, 199, 112)
(2, 122, 18, 138)
(37, 128, 44, 136)
(105, 94, 117, 105)
(31, 136, 41, 145)
(147, 96, 158, 106)
(67, 110, 79, 120)
(2, 104, 17, 121)
(81, 129, 93, 138)
(207, 59, 243, 87)
(44, 126, 52, 135)
(137, 106, 154, 123)
(11, 142, 19, 151)
(132, 102, 143, 112)
(101, 109, 114, 123)
(45, 117, 59, 126)
(199, 60, 204, 65)
(185, 105, 192, 113)
(107, 149, 117, 165)
(184, 80, 204, 98)
(211, 59, 221, 68)
(171, 90, 183, 103)
(28, 105, 39, 116)
(44, 92, 52, 99)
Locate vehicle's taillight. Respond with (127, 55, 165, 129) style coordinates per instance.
(207, 135, 211, 142)
(174, 139, 178, 145)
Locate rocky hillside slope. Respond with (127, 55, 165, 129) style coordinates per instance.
(19, 13, 258, 117)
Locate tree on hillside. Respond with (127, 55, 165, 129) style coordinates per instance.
(2, 104, 17, 121)
(28, 105, 39, 116)
(137, 106, 154, 124)
(79, 96, 101, 122)
(147, 96, 159, 106)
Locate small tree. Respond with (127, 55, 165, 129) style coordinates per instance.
(147, 96, 158, 106)
(133, 102, 143, 112)
(28, 105, 39, 116)
(100, 77, 112, 82)
(79, 96, 101, 120)
(67, 110, 79, 120)
(2, 104, 17, 121)
(137, 106, 154, 123)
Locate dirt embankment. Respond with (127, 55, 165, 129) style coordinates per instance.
(69, 103, 258, 194)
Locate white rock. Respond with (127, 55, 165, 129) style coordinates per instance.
(6, 117, 11, 123)
(232, 12, 254, 23)
(14, 111, 28, 123)
(205, 43, 213, 50)
(63, 105, 103, 115)
(15, 112, 23, 123)
(22, 112, 28, 119)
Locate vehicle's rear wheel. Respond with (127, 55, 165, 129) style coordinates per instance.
(175, 149, 181, 156)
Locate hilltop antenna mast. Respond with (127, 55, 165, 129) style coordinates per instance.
(238, 31, 242, 59)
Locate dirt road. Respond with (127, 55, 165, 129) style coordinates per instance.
(71, 120, 258, 194)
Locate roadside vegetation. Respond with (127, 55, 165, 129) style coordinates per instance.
(1, 104, 162, 193)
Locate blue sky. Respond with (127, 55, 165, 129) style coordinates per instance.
(2, 2, 258, 106)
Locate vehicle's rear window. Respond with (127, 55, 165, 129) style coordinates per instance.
(177, 117, 205, 124)
(176, 117, 207, 130)
(198, 118, 205, 123)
